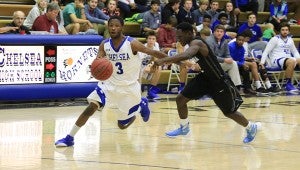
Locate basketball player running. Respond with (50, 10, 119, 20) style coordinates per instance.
(55, 16, 169, 147)
(154, 22, 260, 143)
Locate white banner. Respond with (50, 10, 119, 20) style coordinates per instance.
(56, 46, 99, 83)
(0, 46, 44, 84)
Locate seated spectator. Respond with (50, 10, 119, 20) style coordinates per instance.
(5, 11, 31, 34)
(157, 16, 177, 53)
(97, 0, 107, 9)
(32, 2, 64, 34)
(63, 0, 94, 34)
(238, 13, 267, 51)
(141, 0, 161, 36)
(84, 0, 109, 37)
(262, 23, 276, 41)
(24, 0, 48, 29)
(195, 14, 211, 34)
(199, 26, 211, 39)
(161, 0, 180, 24)
(221, 1, 239, 32)
(260, 22, 300, 94)
(231, 0, 259, 14)
(207, 0, 220, 26)
(206, 25, 242, 88)
(139, 31, 162, 100)
(102, 0, 121, 17)
(50, 0, 68, 34)
(229, 32, 273, 95)
(269, 0, 288, 31)
(211, 13, 237, 39)
(177, 0, 195, 25)
(286, 0, 300, 25)
(192, 0, 209, 26)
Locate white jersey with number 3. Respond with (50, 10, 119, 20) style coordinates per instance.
(103, 36, 142, 86)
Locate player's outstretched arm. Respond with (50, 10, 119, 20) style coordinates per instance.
(131, 39, 168, 59)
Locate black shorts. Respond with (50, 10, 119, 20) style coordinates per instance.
(181, 73, 243, 115)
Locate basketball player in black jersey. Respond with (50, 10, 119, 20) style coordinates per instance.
(154, 22, 260, 143)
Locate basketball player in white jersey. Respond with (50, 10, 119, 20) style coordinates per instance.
(55, 16, 169, 147)
(260, 22, 300, 93)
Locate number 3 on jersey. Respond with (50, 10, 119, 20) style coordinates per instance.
(115, 62, 124, 74)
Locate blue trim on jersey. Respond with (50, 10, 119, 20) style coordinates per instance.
(95, 86, 106, 106)
(103, 38, 110, 43)
(128, 103, 139, 115)
(110, 36, 128, 52)
(276, 57, 285, 68)
(127, 36, 134, 42)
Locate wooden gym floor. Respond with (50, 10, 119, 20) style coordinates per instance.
(0, 93, 300, 170)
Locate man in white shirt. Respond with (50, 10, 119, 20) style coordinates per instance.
(260, 22, 300, 93)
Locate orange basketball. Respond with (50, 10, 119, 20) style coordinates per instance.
(91, 58, 113, 81)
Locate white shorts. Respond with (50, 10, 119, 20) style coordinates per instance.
(270, 57, 295, 69)
(87, 81, 141, 120)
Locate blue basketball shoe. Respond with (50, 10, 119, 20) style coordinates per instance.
(55, 135, 74, 147)
(243, 122, 260, 143)
(140, 97, 150, 122)
(285, 83, 299, 94)
(147, 86, 160, 100)
(166, 124, 190, 138)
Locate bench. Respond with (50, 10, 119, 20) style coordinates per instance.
(259, 24, 300, 37)
(239, 12, 295, 24)
(0, 4, 33, 19)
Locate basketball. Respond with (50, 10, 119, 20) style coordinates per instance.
(91, 58, 113, 81)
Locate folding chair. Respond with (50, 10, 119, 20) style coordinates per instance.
(167, 49, 180, 91)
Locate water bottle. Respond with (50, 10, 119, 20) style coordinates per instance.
(50, 25, 55, 34)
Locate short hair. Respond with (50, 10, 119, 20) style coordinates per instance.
(218, 13, 228, 20)
(177, 22, 193, 33)
(199, 0, 209, 5)
(203, 14, 212, 20)
(167, 15, 178, 27)
(47, 2, 60, 12)
(279, 22, 290, 31)
(247, 12, 256, 19)
(169, 0, 181, 6)
(200, 27, 211, 36)
(239, 29, 253, 38)
(108, 16, 124, 26)
(151, 0, 160, 5)
(145, 31, 156, 39)
(213, 24, 225, 32)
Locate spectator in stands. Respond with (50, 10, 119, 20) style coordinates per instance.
(0, 26, 18, 34)
(24, 0, 48, 29)
(32, 2, 63, 34)
(84, 0, 109, 37)
(180, 0, 198, 11)
(207, 0, 220, 26)
(262, 23, 276, 41)
(117, 0, 148, 18)
(161, 0, 180, 24)
(206, 25, 242, 88)
(221, 1, 239, 32)
(238, 13, 267, 51)
(63, 0, 93, 34)
(260, 22, 300, 93)
(102, 0, 121, 17)
(199, 26, 211, 39)
(177, 0, 195, 25)
(229, 32, 271, 95)
(269, 0, 288, 31)
(192, 0, 209, 26)
(141, 0, 161, 36)
(5, 11, 31, 34)
(139, 31, 162, 100)
(286, 0, 300, 25)
(50, 0, 68, 34)
(195, 14, 211, 34)
(157, 16, 177, 53)
(231, 0, 259, 15)
(211, 13, 237, 39)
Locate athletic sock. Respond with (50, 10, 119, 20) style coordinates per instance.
(69, 124, 81, 137)
(180, 118, 189, 128)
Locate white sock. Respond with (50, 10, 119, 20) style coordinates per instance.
(265, 80, 272, 89)
(246, 121, 252, 130)
(180, 118, 189, 128)
(69, 124, 81, 137)
(255, 81, 261, 89)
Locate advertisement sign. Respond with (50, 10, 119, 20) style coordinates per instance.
(0, 46, 44, 84)
(56, 46, 98, 83)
